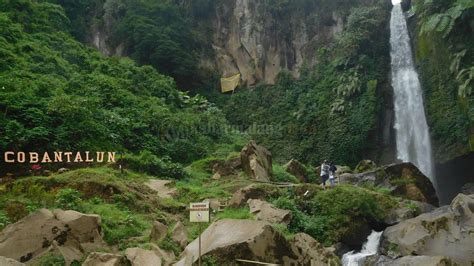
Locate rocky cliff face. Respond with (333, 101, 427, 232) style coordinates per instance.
(88, 0, 384, 85)
(210, 0, 343, 85)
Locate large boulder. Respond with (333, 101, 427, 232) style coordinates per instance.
(150, 244, 175, 266)
(0, 209, 105, 263)
(380, 194, 474, 265)
(348, 163, 439, 206)
(229, 184, 267, 207)
(240, 141, 272, 181)
(366, 255, 453, 265)
(384, 200, 435, 225)
(283, 159, 308, 183)
(0, 256, 24, 266)
(248, 199, 292, 225)
(287, 233, 341, 265)
(387, 255, 452, 266)
(150, 221, 168, 242)
(82, 252, 125, 266)
(212, 156, 242, 177)
(174, 219, 339, 265)
(174, 219, 287, 265)
(171, 221, 188, 249)
(125, 248, 162, 266)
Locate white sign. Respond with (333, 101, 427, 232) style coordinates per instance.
(189, 202, 210, 223)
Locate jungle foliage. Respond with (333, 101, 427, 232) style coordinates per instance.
(412, 0, 474, 161)
(0, 0, 233, 175)
(219, 4, 390, 166)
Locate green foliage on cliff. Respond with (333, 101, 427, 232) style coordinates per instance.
(272, 185, 396, 246)
(412, 0, 474, 160)
(112, 0, 202, 88)
(49, 0, 208, 88)
(0, 0, 233, 174)
(220, 4, 390, 166)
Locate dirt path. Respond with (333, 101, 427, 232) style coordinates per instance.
(145, 179, 177, 199)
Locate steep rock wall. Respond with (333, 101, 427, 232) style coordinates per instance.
(210, 0, 343, 85)
(87, 0, 385, 86)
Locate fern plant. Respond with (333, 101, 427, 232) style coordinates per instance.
(450, 50, 473, 97)
(419, 0, 474, 37)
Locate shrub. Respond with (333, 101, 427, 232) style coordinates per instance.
(0, 211, 10, 230)
(34, 253, 65, 265)
(55, 188, 82, 210)
(272, 164, 299, 183)
(159, 235, 182, 256)
(4, 201, 28, 222)
(272, 186, 395, 246)
(79, 202, 149, 247)
(123, 151, 186, 179)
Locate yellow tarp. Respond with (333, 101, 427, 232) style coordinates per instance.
(220, 73, 240, 93)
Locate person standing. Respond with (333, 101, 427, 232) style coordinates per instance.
(320, 160, 330, 189)
(329, 162, 337, 188)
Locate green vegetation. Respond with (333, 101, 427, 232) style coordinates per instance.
(50, 0, 209, 88)
(0, 168, 157, 248)
(219, 3, 390, 166)
(32, 253, 67, 266)
(412, 0, 474, 160)
(216, 207, 253, 220)
(0, 0, 235, 176)
(272, 164, 299, 183)
(272, 185, 397, 246)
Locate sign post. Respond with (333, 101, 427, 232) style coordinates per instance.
(189, 202, 210, 266)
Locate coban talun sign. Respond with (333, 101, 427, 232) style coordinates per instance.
(3, 151, 116, 164)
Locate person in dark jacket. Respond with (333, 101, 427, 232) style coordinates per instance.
(329, 162, 337, 187)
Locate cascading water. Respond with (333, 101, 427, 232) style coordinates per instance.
(342, 231, 383, 266)
(390, 4, 436, 188)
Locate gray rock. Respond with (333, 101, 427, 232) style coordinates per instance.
(248, 199, 292, 225)
(350, 163, 439, 206)
(381, 194, 474, 265)
(175, 219, 297, 266)
(150, 244, 175, 266)
(288, 233, 341, 265)
(240, 141, 272, 181)
(0, 209, 105, 264)
(212, 157, 241, 177)
(0, 256, 25, 266)
(82, 252, 125, 266)
(385, 200, 435, 225)
(386, 255, 453, 266)
(58, 168, 69, 174)
(364, 255, 452, 266)
(150, 221, 168, 242)
(229, 184, 267, 207)
(125, 248, 162, 266)
(283, 159, 308, 183)
(171, 221, 188, 249)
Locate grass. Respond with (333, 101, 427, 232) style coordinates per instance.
(272, 223, 295, 240)
(216, 207, 253, 220)
(272, 164, 299, 183)
(80, 201, 151, 248)
(0, 167, 161, 250)
(271, 185, 398, 246)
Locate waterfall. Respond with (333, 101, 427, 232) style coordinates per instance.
(390, 4, 436, 187)
(342, 231, 383, 266)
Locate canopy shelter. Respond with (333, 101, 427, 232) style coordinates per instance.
(220, 73, 241, 93)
